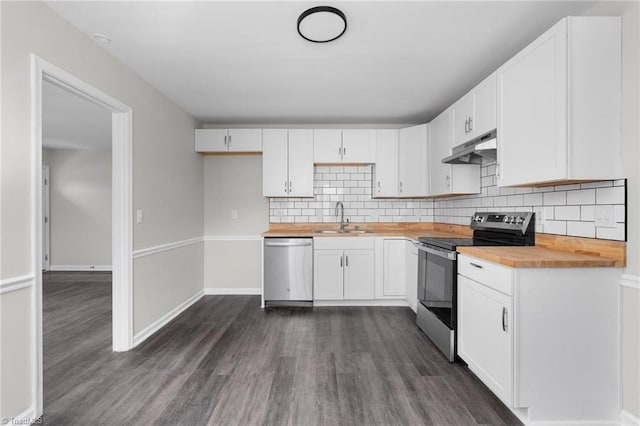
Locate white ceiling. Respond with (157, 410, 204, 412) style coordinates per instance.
(43, 79, 112, 150)
(46, 1, 597, 125)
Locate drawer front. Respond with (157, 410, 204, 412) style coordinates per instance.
(314, 236, 375, 250)
(458, 254, 513, 296)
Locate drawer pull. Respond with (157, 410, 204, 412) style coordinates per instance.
(470, 262, 483, 269)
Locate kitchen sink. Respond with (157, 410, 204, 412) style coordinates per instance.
(314, 229, 372, 234)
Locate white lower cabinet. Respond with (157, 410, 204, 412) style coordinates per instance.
(458, 274, 513, 406)
(314, 238, 374, 301)
(382, 239, 406, 296)
(457, 254, 620, 423)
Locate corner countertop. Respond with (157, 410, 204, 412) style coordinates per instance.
(261, 223, 472, 240)
(457, 246, 623, 268)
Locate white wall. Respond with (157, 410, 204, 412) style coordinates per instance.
(203, 156, 267, 291)
(579, 2, 640, 419)
(44, 148, 112, 269)
(0, 1, 203, 419)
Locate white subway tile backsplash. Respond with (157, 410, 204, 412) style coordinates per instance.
(596, 186, 625, 205)
(267, 164, 626, 241)
(543, 191, 566, 206)
(567, 221, 596, 238)
(554, 206, 581, 221)
(566, 189, 595, 205)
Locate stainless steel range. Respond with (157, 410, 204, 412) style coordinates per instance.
(416, 212, 535, 362)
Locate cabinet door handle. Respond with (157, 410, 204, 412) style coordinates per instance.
(496, 163, 500, 178)
(345, 255, 349, 267)
(464, 119, 469, 133)
(289, 181, 292, 193)
(338, 147, 342, 157)
(469, 262, 483, 269)
(446, 174, 450, 187)
(224, 135, 228, 146)
(502, 307, 508, 332)
(284, 181, 288, 193)
(468, 117, 473, 132)
(340, 256, 343, 267)
(399, 181, 403, 193)
(228, 135, 232, 148)
(343, 147, 346, 157)
(377, 181, 381, 192)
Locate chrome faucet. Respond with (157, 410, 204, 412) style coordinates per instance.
(335, 201, 348, 231)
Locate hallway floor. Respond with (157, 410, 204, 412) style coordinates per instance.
(43, 272, 521, 425)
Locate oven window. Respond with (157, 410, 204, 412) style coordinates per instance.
(424, 252, 454, 327)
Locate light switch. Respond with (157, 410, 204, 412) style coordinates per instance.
(595, 205, 615, 228)
(136, 209, 144, 224)
(231, 210, 238, 220)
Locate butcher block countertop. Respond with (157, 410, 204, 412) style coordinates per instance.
(263, 223, 626, 268)
(262, 222, 472, 239)
(457, 246, 622, 268)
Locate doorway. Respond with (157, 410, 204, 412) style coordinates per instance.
(31, 56, 133, 418)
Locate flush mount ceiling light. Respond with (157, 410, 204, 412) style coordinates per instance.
(92, 33, 111, 45)
(297, 6, 347, 43)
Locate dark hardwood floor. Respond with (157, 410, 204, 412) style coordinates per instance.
(43, 271, 521, 425)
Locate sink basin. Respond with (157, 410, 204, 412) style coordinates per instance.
(314, 229, 372, 234)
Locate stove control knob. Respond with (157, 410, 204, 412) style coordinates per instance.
(503, 216, 509, 223)
(509, 216, 516, 224)
(515, 216, 524, 225)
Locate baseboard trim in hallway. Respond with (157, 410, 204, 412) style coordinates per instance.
(133, 290, 204, 347)
(204, 287, 261, 295)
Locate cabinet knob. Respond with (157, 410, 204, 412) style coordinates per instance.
(502, 307, 508, 332)
(377, 181, 381, 192)
(289, 181, 292, 192)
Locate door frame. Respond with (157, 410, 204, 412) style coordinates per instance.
(31, 55, 134, 417)
(42, 165, 50, 271)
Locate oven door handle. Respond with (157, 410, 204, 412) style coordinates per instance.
(417, 244, 456, 261)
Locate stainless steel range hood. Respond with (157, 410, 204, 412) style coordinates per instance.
(442, 130, 497, 165)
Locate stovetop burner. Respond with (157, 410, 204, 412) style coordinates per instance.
(419, 212, 536, 251)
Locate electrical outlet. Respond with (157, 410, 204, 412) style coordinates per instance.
(136, 209, 144, 224)
(595, 205, 616, 228)
(231, 210, 238, 220)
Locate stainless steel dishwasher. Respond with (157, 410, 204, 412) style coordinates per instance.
(263, 238, 313, 307)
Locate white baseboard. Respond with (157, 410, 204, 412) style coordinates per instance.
(48, 265, 112, 272)
(133, 290, 204, 347)
(621, 409, 640, 426)
(2, 405, 37, 425)
(313, 299, 410, 307)
(204, 287, 262, 295)
(620, 274, 640, 291)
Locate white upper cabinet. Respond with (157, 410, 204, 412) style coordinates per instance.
(287, 129, 314, 197)
(428, 110, 480, 197)
(372, 129, 399, 197)
(398, 124, 429, 197)
(262, 129, 289, 197)
(497, 17, 621, 187)
(314, 129, 375, 163)
(313, 129, 342, 163)
(341, 129, 375, 163)
(452, 73, 497, 147)
(262, 129, 314, 197)
(195, 128, 262, 153)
